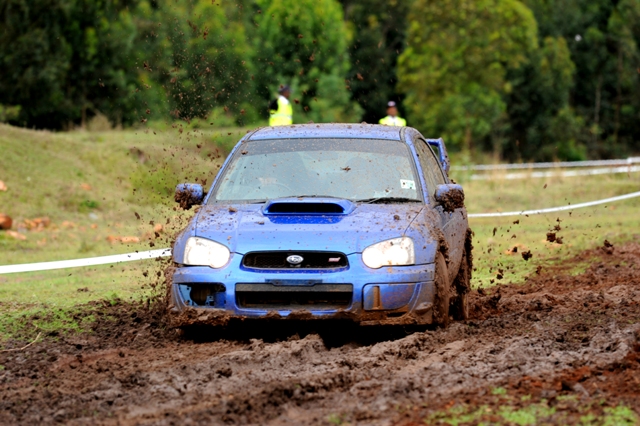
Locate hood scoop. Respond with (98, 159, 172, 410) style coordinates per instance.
(263, 198, 355, 215)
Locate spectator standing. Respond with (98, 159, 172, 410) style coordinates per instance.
(378, 101, 406, 126)
(268, 85, 293, 126)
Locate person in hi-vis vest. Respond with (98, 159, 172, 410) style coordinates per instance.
(378, 101, 406, 126)
(268, 85, 293, 126)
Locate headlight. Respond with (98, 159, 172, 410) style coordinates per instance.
(183, 237, 230, 268)
(362, 237, 415, 269)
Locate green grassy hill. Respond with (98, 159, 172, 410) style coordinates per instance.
(0, 124, 244, 262)
(0, 124, 243, 327)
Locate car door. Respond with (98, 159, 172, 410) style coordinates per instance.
(413, 138, 466, 278)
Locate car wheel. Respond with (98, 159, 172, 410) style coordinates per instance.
(433, 251, 450, 327)
(451, 245, 472, 321)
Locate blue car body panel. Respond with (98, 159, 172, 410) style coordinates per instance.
(170, 124, 469, 325)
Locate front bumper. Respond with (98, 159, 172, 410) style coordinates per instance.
(170, 253, 436, 325)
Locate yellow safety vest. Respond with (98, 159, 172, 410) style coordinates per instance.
(269, 96, 293, 126)
(379, 115, 407, 127)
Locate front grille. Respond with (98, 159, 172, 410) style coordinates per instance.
(236, 283, 353, 309)
(242, 251, 348, 269)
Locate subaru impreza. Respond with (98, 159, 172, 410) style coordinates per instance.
(170, 124, 472, 326)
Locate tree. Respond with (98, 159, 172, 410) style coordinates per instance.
(254, 0, 362, 123)
(525, 0, 640, 158)
(148, 1, 258, 124)
(504, 36, 585, 160)
(0, 0, 141, 129)
(340, 0, 412, 123)
(397, 0, 538, 151)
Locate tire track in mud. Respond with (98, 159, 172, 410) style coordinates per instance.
(1, 242, 640, 425)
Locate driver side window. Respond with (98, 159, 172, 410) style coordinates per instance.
(414, 139, 445, 201)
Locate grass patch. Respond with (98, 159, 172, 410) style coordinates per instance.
(1, 305, 90, 342)
(458, 170, 640, 288)
(0, 124, 243, 342)
(0, 124, 244, 266)
(425, 400, 638, 425)
(0, 261, 164, 342)
(491, 387, 508, 396)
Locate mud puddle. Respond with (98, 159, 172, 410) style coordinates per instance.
(1, 242, 640, 425)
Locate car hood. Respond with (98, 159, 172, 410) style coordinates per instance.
(193, 202, 424, 254)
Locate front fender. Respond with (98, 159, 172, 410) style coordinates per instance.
(403, 209, 443, 266)
(172, 221, 197, 264)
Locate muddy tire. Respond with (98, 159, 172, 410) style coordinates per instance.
(451, 249, 471, 321)
(451, 230, 473, 321)
(433, 252, 450, 327)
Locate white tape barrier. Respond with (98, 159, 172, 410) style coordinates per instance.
(468, 190, 640, 218)
(469, 165, 640, 180)
(1, 190, 639, 275)
(452, 156, 640, 171)
(0, 248, 171, 275)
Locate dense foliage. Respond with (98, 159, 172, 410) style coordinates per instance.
(524, 0, 640, 159)
(398, 0, 539, 154)
(0, 0, 141, 128)
(0, 0, 638, 160)
(340, 0, 410, 124)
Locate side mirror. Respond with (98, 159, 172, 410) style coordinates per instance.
(427, 138, 450, 175)
(175, 183, 204, 210)
(435, 184, 465, 212)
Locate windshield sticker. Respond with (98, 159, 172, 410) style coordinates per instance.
(400, 179, 416, 190)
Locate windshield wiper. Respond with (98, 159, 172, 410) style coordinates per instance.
(356, 197, 422, 204)
(250, 195, 343, 203)
(280, 195, 344, 199)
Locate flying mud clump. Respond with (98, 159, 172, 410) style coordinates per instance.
(174, 187, 202, 210)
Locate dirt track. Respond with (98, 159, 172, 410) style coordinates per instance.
(1, 242, 640, 425)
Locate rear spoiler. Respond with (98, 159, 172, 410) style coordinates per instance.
(426, 138, 450, 175)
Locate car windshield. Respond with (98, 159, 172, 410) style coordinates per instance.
(210, 138, 422, 203)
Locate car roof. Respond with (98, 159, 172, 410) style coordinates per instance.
(247, 123, 404, 141)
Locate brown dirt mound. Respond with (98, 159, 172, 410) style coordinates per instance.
(0, 213, 12, 230)
(1, 242, 640, 425)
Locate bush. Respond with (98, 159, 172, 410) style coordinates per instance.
(86, 112, 113, 132)
(0, 105, 21, 123)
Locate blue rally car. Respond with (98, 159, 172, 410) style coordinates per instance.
(170, 124, 472, 326)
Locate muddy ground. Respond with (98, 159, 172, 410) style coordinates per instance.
(1, 242, 640, 425)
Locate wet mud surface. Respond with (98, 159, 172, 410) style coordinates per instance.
(2, 242, 640, 425)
